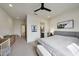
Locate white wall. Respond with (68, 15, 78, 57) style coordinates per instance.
(50, 8, 79, 33)
(0, 8, 14, 36)
(0, 7, 25, 36)
(27, 15, 49, 43)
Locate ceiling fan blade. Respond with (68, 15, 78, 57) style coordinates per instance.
(44, 8, 51, 12)
(34, 8, 41, 12)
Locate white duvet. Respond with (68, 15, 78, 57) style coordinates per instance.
(37, 45, 52, 56)
(38, 35, 79, 56)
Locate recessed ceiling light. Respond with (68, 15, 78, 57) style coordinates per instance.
(9, 4, 13, 7)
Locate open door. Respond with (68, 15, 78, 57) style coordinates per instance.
(21, 24, 26, 39)
(40, 22, 45, 38)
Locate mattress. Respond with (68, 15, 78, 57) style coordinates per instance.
(37, 35, 79, 56)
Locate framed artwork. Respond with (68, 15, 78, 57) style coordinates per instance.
(31, 25, 37, 32)
(57, 20, 74, 29)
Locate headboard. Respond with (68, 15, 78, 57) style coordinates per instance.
(54, 31, 79, 38)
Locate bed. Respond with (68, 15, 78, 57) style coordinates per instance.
(36, 31, 79, 56)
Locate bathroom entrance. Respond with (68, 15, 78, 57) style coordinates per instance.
(40, 22, 45, 38)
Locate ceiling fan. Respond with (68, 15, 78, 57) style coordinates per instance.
(34, 3, 51, 12)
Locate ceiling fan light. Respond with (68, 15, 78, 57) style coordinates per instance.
(9, 4, 13, 7)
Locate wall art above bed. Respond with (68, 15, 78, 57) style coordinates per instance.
(57, 20, 74, 29)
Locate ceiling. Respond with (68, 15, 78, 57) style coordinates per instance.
(0, 3, 79, 20)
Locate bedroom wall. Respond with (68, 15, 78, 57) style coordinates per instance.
(26, 15, 49, 43)
(0, 8, 14, 36)
(0, 7, 25, 37)
(49, 7, 79, 33)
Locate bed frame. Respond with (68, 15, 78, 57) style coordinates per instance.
(54, 31, 79, 38)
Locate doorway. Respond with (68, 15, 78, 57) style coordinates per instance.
(40, 22, 45, 38)
(21, 24, 26, 39)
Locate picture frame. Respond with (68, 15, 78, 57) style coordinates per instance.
(57, 20, 74, 29)
(31, 25, 37, 32)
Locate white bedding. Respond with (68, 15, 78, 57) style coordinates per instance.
(37, 35, 79, 56)
(37, 45, 52, 56)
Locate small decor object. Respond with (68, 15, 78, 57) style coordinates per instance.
(31, 25, 37, 32)
(57, 20, 74, 29)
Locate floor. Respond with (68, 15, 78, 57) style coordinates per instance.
(10, 37, 37, 56)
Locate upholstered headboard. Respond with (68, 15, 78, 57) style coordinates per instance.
(54, 31, 79, 38)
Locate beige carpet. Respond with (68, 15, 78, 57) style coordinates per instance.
(10, 38, 37, 56)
